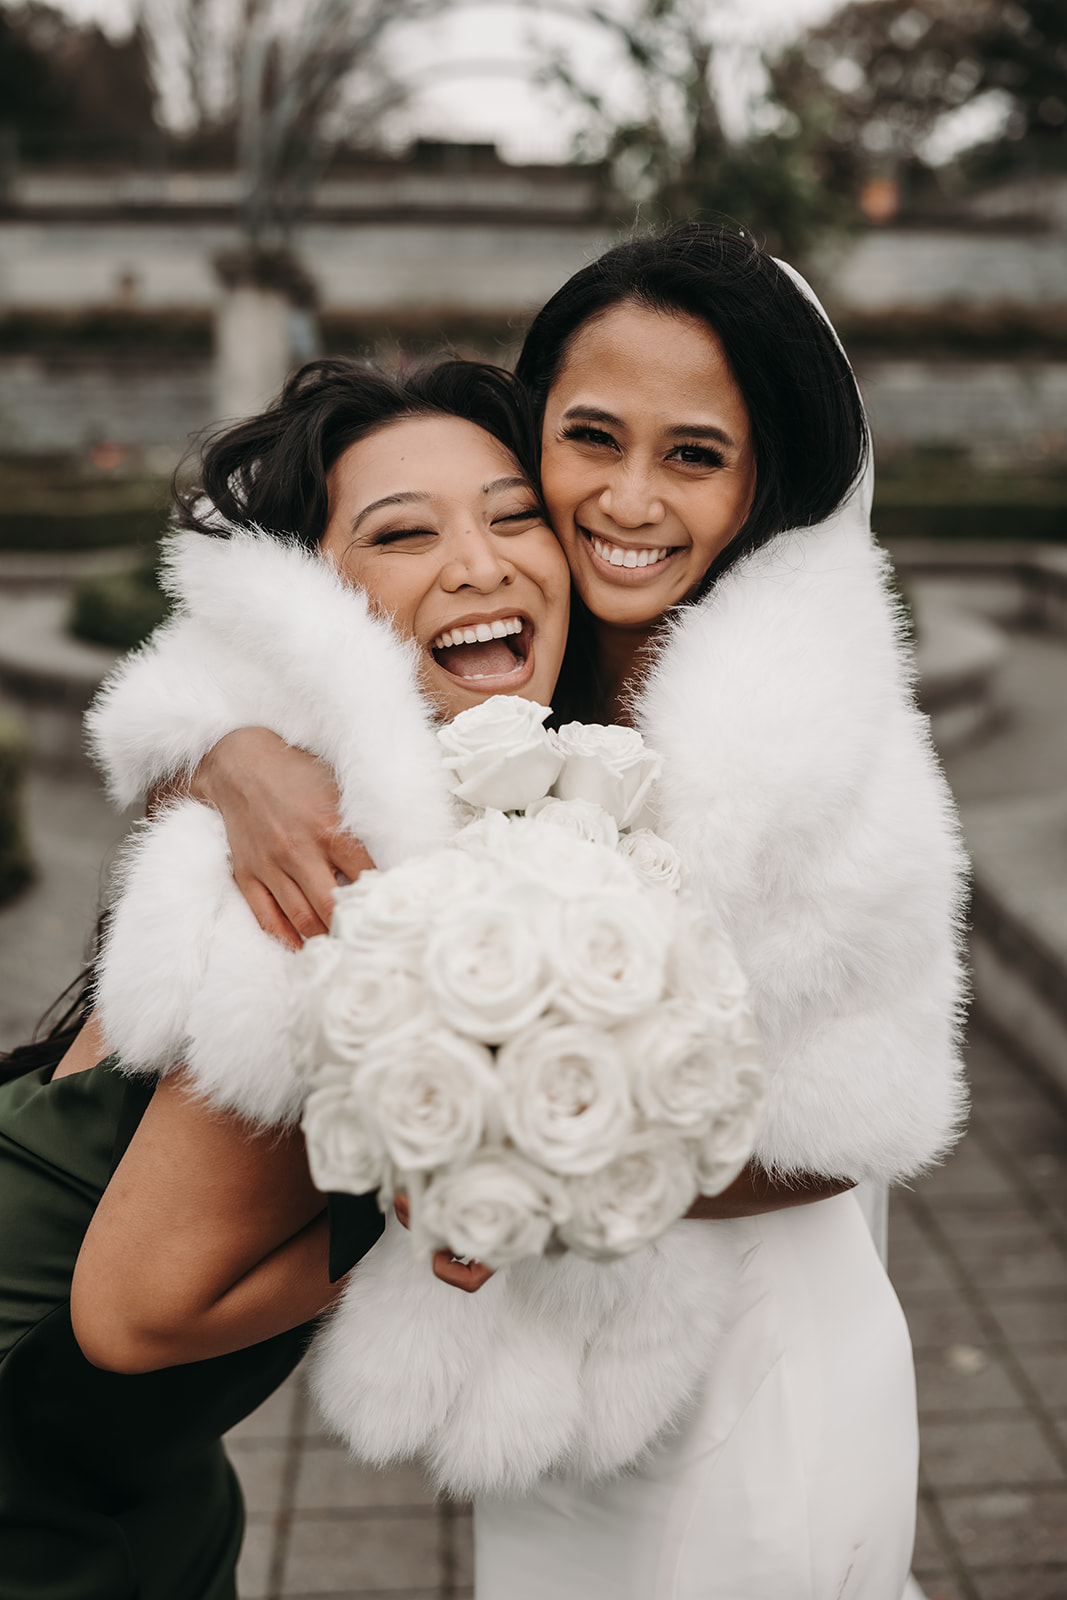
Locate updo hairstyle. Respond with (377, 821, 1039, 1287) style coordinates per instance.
(175, 357, 542, 546)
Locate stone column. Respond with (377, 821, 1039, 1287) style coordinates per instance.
(214, 283, 294, 423)
(212, 248, 318, 424)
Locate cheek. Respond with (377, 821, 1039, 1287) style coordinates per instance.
(346, 560, 421, 639)
(539, 450, 586, 529)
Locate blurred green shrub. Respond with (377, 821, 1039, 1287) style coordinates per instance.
(0, 714, 34, 906)
(70, 559, 170, 651)
(0, 509, 168, 551)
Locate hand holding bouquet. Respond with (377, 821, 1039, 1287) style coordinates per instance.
(293, 698, 764, 1268)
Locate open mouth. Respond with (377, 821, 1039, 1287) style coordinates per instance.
(430, 614, 531, 682)
(583, 530, 678, 573)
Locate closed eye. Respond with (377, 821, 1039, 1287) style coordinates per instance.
(491, 504, 545, 531)
(371, 527, 438, 547)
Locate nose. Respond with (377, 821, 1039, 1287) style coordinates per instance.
(598, 461, 665, 530)
(440, 526, 514, 593)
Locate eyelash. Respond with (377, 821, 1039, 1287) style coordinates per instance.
(371, 507, 542, 547)
(373, 527, 435, 546)
(561, 425, 726, 470)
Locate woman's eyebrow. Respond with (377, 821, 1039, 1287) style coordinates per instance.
(562, 405, 623, 428)
(664, 422, 735, 448)
(483, 476, 530, 496)
(351, 490, 429, 531)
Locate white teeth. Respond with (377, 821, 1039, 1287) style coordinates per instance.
(591, 534, 671, 569)
(431, 616, 524, 652)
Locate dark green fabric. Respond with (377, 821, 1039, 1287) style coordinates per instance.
(0, 1058, 313, 1600)
(326, 1190, 385, 1284)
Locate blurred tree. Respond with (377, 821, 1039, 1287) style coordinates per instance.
(771, 0, 1067, 209)
(536, 0, 856, 264)
(0, 2, 157, 159)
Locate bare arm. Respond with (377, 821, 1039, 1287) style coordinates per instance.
(71, 1069, 340, 1373)
(151, 727, 374, 950)
(685, 1162, 854, 1220)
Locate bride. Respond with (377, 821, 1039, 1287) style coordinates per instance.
(88, 224, 967, 1598)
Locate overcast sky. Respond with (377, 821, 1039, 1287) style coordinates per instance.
(46, 0, 847, 161)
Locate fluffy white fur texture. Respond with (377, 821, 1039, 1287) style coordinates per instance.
(310, 1215, 738, 1496)
(636, 497, 968, 1185)
(93, 527, 456, 1124)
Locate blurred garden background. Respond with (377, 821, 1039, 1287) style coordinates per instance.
(0, 2, 1066, 1597)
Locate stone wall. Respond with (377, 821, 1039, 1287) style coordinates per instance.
(4, 349, 1064, 461)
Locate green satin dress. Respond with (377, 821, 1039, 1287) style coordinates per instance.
(0, 1056, 315, 1600)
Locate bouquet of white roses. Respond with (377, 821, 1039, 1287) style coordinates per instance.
(293, 697, 764, 1269)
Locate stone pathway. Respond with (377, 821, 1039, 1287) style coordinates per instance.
(228, 1380, 472, 1600)
(897, 1028, 1067, 1600)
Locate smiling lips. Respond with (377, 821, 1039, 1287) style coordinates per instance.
(587, 532, 675, 570)
(431, 614, 529, 681)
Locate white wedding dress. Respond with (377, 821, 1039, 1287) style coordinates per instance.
(475, 1190, 917, 1600)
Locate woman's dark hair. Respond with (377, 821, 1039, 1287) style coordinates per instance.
(515, 222, 869, 592)
(176, 356, 543, 542)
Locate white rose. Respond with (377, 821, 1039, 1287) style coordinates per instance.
(669, 903, 752, 1025)
(423, 889, 557, 1043)
(356, 1027, 498, 1171)
(330, 869, 427, 968)
(616, 828, 683, 892)
(560, 1130, 698, 1259)
(496, 1017, 634, 1175)
(552, 892, 669, 1026)
(302, 1077, 389, 1196)
(618, 1000, 743, 1131)
(319, 952, 428, 1064)
(526, 796, 619, 850)
(474, 815, 635, 900)
(690, 1064, 766, 1196)
(438, 696, 563, 812)
(552, 722, 662, 828)
(453, 808, 514, 853)
(332, 849, 502, 965)
(419, 1150, 571, 1268)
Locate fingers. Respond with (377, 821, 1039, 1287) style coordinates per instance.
(393, 1194, 410, 1229)
(267, 868, 332, 943)
(240, 878, 304, 952)
(432, 1250, 494, 1294)
(328, 832, 376, 887)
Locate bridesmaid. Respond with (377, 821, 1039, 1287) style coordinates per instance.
(0, 356, 572, 1598)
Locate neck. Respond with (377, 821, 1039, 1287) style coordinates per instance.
(595, 618, 658, 725)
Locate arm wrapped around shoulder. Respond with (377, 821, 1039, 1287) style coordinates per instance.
(636, 522, 969, 1187)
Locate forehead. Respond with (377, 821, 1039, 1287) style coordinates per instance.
(552, 302, 747, 424)
(331, 414, 522, 500)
